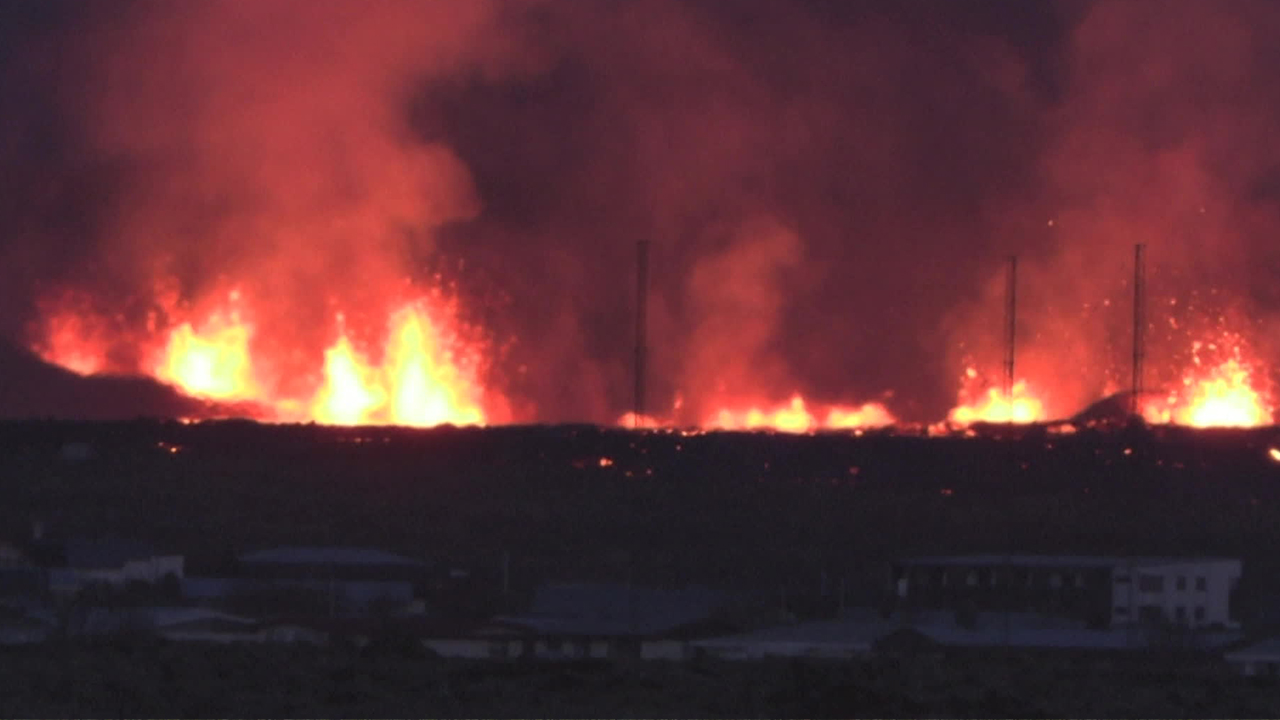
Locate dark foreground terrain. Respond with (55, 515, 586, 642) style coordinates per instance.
(5, 420, 1280, 716)
(0, 640, 1277, 718)
(3, 419, 1280, 583)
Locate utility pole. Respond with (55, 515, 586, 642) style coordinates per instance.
(1132, 244, 1145, 418)
(634, 240, 650, 428)
(1004, 255, 1018, 403)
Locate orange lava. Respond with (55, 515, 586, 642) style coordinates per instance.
(35, 286, 494, 428)
(704, 394, 896, 433)
(1142, 341, 1273, 428)
(947, 367, 1045, 425)
(617, 412, 667, 429)
(153, 304, 257, 403)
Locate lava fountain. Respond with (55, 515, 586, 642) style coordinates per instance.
(1142, 336, 1274, 428)
(947, 366, 1046, 425)
(704, 394, 896, 433)
(33, 284, 497, 427)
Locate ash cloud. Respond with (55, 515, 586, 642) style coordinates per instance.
(6, 0, 1280, 423)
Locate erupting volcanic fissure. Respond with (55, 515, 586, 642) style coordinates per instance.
(1143, 335, 1275, 428)
(947, 367, 1046, 426)
(705, 395, 896, 433)
(35, 285, 494, 427)
(153, 292, 256, 403)
(616, 394, 896, 433)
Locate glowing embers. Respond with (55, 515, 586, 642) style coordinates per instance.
(947, 367, 1045, 425)
(1142, 339, 1274, 428)
(311, 304, 485, 427)
(705, 394, 896, 433)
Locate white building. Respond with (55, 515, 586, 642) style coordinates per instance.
(894, 555, 1241, 630)
(1109, 557, 1241, 629)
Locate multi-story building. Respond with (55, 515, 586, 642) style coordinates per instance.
(890, 555, 1241, 630)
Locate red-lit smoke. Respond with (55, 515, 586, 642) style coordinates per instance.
(5, 1, 1280, 429)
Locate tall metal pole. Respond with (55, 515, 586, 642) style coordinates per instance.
(1004, 255, 1017, 402)
(1132, 244, 1145, 418)
(1001, 255, 1018, 645)
(634, 240, 650, 428)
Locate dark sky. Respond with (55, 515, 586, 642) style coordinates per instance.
(2, 0, 1279, 424)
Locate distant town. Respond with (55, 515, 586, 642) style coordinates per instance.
(1, 526, 1275, 674)
(3, 419, 1280, 715)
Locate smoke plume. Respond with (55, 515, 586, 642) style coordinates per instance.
(4, 0, 1280, 424)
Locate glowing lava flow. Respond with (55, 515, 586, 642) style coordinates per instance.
(35, 288, 494, 427)
(705, 394, 896, 433)
(1142, 342, 1274, 428)
(947, 368, 1045, 425)
(616, 395, 896, 432)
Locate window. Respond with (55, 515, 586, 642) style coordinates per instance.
(1074, 573, 1085, 588)
(1175, 606, 1186, 622)
(1138, 575, 1164, 593)
(1138, 605, 1164, 623)
(1176, 576, 1186, 591)
(1049, 573, 1063, 589)
(1113, 606, 1130, 616)
(1195, 576, 1207, 592)
(1194, 606, 1206, 622)
(1114, 575, 1131, 584)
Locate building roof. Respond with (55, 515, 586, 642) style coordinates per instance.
(1226, 636, 1280, 661)
(899, 554, 1241, 570)
(692, 613, 895, 657)
(495, 582, 726, 637)
(60, 538, 164, 569)
(148, 606, 256, 628)
(238, 546, 429, 568)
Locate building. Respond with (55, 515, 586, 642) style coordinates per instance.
(42, 538, 184, 596)
(490, 582, 733, 660)
(237, 546, 431, 583)
(182, 575, 417, 617)
(149, 607, 261, 644)
(188, 545, 431, 617)
(891, 555, 1241, 630)
(1226, 637, 1280, 677)
(691, 611, 893, 660)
